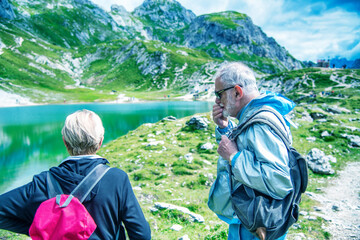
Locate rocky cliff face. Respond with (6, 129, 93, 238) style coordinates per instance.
(0, 0, 15, 20)
(133, 0, 195, 42)
(133, 0, 195, 30)
(10, 0, 130, 47)
(184, 11, 302, 72)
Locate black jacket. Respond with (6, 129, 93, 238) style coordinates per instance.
(0, 156, 151, 240)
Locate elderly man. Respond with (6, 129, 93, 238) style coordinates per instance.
(0, 109, 151, 240)
(208, 62, 295, 240)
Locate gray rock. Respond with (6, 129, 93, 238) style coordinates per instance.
(349, 118, 360, 122)
(184, 153, 193, 163)
(341, 134, 360, 147)
(310, 112, 326, 120)
(0, 0, 15, 20)
(306, 136, 316, 142)
(133, 0, 196, 30)
(178, 235, 190, 240)
(200, 142, 214, 150)
(332, 204, 341, 211)
(162, 116, 177, 121)
(317, 119, 327, 123)
(327, 106, 350, 114)
(186, 116, 209, 130)
(306, 148, 335, 175)
(170, 224, 183, 231)
(154, 202, 205, 223)
(321, 131, 331, 137)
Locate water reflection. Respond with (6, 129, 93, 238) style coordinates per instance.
(0, 101, 212, 193)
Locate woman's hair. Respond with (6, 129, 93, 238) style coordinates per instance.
(215, 62, 258, 93)
(62, 109, 104, 156)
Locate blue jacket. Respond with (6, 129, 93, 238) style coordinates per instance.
(208, 92, 295, 235)
(0, 155, 151, 240)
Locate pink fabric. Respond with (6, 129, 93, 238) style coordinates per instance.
(29, 195, 97, 240)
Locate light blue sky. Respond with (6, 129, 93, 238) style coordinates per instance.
(92, 0, 360, 62)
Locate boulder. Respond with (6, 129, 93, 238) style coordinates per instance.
(186, 116, 209, 130)
(341, 134, 360, 147)
(321, 131, 331, 137)
(170, 224, 183, 231)
(162, 116, 177, 121)
(200, 142, 214, 150)
(154, 202, 205, 223)
(306, 148, 335, 175)
(310, 112, 326, 120)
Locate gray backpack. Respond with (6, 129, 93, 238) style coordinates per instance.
(228, 106, 308, 240)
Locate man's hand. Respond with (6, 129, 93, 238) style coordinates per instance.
(256, 227, 266, 240)
(212, 103, 228, 128)
(217, 135, 238, 163)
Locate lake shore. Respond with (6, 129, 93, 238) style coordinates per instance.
(0, 91, 212, 108)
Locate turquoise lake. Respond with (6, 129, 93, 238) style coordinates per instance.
(0, 101, 212, 193)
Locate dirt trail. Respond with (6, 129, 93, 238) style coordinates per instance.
(313, 162, 360, 239)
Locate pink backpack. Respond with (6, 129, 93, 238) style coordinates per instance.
(29, 164, 110, 240)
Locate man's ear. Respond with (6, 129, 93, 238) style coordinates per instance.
(62, 136, 71, 155)
(62, 136, 68, 148)
(99, 138, 104, 148)
(234, 85, 243, 99)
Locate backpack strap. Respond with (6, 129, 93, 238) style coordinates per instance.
(229, 106, 291, 149)
(47, 172, 64, 198)
(71, 164, 110, 203)
(53, 164, 110, 207)
(228, 107, 295, 194)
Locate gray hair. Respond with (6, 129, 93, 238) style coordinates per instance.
(62, 109, 104, 156)
(215, 62, 258, 93)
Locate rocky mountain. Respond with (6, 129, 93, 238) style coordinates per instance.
(0, 0, 304, 105)
(183, 11, 301, 73)
(133, 0, 196, 42)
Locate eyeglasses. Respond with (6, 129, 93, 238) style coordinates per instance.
(215, 86, 235, 99)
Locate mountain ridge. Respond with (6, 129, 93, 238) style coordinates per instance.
(0, 0, 304, 104)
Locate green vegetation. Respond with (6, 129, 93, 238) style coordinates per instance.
(203, 11, 247, 29)
(1, 69, 359, 239)
(102, 102, 358, 239)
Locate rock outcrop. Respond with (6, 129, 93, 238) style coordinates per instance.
(133, 0, 195, 30)
(133, 0, 195, 42)
(0, 0, 15, 20)
(306, 148, 336, 175)
(183, 12, 302, 72)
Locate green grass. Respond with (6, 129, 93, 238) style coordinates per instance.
(0, 101, 359, 239)
(203, 11, 247, 29)
(100, 105, 359, 239)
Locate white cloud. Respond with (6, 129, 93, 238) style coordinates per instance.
(175, 0, 229, 15)
(264, 9, 360, 61)
(227, 0, 285, 26)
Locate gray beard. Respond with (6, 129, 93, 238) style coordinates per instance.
(222, 109, 230, 118)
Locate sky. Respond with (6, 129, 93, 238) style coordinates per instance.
(91, 0, 360, 62)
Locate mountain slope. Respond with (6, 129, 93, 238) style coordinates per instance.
(183, 11, 301, 73)
(0, 0, 305, 105)
(133, 0, 195, 43)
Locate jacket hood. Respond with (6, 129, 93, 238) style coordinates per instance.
(49, 156, 109, 201)
(238, 91, 296, 127)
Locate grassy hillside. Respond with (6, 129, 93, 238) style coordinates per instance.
(99, 102, 359, 239)
(0, 22, 217, 104)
